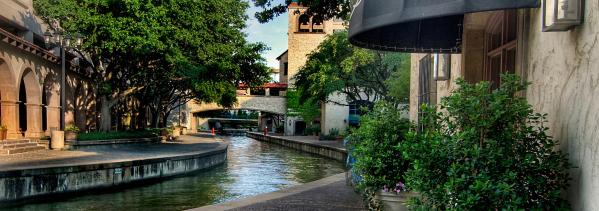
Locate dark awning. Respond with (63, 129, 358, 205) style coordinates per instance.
(348, 0, 539, 53)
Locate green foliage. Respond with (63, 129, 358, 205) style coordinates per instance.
(403, 74, 571, 210)
(77, 130, 158, 141)
(305, 124, 321, 136)
(294, 31, 410, 106)
(252, 0, 350, 23)
(0, 125, 7, 131)
(328, 128, 340, 137)
(34, 0, 271, 129)
(65, 124, 80, 133)
(285, 90, 320, 123)
(349, 101, 412, 191)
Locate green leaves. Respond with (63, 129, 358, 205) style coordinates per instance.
(294, 31, 411, 106)
(405, 74, 571, 210)
(349, 102, 412, 191)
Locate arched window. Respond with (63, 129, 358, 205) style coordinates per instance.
(298, 14, 311, 32)
(484, 10, 517, 87)
(312, 16, 324, 32)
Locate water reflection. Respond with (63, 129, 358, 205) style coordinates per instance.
(6, 136, 346, 211)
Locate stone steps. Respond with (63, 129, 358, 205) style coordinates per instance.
(0, 140, 45, 155)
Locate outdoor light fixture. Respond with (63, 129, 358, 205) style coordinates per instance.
(543, 0, 584, 31)
(43, 26, 84, 131)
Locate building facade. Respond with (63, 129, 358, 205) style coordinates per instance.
(405, 3, 599, 210)
(280, 1, 349, 136)
(0, 0, 96, 140)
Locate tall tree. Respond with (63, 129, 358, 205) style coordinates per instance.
(293, 31, 410, 106)
(34, 0, 270, 131)
(252, 0, 350, 23)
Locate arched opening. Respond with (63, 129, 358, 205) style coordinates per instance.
(19, 78, 27, 133)
(298, 14, 311, 32)
(41, 87, 47, 131)
(0, 59, 17, 136)
(19, 68, 42, 138)
(312, 15, 324, 32)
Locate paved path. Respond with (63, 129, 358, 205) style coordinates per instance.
(0, 134, 225, 171)
(269, 135, 346, 151)
(191, 173, 366, 211)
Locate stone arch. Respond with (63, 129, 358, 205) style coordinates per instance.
(0, 58, 18, 138)
(298, 14, 311, 32)
(312, 15, 324, 32)
(18, 67, 43, 138)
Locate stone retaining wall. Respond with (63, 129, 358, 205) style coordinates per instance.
(0, 145, 227, 203)
(246, 132, 346, 162)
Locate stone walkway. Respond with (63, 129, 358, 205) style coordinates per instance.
(191, 173, 366, 211)
(0, 134, 225, 171)
(269, 135, 346, 151)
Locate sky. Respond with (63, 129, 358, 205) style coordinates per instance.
(243, 0, 288, 69)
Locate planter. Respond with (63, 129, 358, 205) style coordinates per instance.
(0, 130, 7, 140)
(65, 131, 78, 141)
(375, 191, 417, 211)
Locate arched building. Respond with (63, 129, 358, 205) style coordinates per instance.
(0, 0, 97, 140)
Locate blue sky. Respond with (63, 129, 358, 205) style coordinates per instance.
(244, 0, 288, 69)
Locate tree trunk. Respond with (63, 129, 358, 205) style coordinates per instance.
(99, 96, 112, 132)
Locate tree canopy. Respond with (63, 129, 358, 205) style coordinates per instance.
(34, 0, 271, 130)
(293, 31, 410, 106)
(251, 0, 349, 23)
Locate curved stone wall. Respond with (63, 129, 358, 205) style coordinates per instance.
(0, 145, 227, 202)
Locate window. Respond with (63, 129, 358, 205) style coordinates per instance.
(418, 54, 437, 129)
(283, 62, 288, 75)
(312, 16, 324, 33)
(298, 14, 311, 32)
(484, 10, 517, 87)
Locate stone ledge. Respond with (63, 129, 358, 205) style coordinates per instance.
(247, 132, 347, 162)
(0, 143, 228, 202)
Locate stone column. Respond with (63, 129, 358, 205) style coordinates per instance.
(265, 88, 270, 96)
(46, 106, 61, 134)
(25, 104, 43, 138)
(246, 88, 251, 95)
(1, 100, 20, 139)
(190, 115, 198, 133)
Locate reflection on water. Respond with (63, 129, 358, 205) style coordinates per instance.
(6, 136, 346, 211)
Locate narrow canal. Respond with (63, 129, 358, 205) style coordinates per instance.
(7, 136, 346, 211)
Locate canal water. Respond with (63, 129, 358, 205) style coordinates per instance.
(6, 136, 346, 211)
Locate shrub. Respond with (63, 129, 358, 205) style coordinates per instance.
(77, 130, 158, 141)
(305, 124, 321, 136)
(349, 101, 412, 191)
(328, 128, 340, 137)
(403, 74, 570, 210)
(65, 124, 80, 133)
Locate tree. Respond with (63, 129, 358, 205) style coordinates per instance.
(293, 31, 410, 107)
(252, 0, 350, 23)
(34, 0, 270, 130)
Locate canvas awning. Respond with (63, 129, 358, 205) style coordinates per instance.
(348, 0, 539, 53)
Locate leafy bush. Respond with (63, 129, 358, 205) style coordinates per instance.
(349, 101, 412, 191)
(276, 125, 284, 133)
(328, 128, 340, 137)
(77, 130, 158, 141)
(65, 124, 80, 133)
(305, 124, 321, 136)
(403, 74, 570, 210)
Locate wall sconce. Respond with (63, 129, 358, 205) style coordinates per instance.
(543, 0, 584, 31)
(433, 54, 451, 81)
